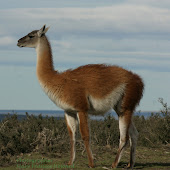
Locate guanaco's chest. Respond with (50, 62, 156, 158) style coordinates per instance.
(39, 81, 74, 111)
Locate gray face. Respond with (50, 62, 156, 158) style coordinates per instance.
(17, 30, 39, 48)
(17, 25, 50, 48)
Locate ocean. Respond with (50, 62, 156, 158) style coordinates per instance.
(0, 109, 154, 121)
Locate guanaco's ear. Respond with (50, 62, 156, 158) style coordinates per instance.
(37, 25, 50, 37)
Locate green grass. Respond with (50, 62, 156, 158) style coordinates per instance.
(1, 145, 170, 170)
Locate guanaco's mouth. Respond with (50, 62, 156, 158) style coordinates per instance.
(17, 43, 25, 48)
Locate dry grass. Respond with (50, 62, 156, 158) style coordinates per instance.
(1, 145, 170, 169)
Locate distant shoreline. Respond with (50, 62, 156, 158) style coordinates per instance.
(0, 109, 64, 116)
(0, 110, 64, 121)
(0, 109, 156, 121)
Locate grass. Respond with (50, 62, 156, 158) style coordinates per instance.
(1, 145, 170, 170)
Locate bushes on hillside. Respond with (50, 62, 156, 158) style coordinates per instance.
(0, 113, 70, 166)
(134, 98, 170, 146)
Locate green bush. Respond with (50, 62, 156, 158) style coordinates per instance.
(90, 114, 119, 147)
(134, 98, 170, 146)
(0, 113, 69, 166)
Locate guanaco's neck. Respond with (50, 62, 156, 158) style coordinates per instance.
(36, 36, 55, 82)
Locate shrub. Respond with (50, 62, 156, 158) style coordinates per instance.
(0, 113, 69, 166)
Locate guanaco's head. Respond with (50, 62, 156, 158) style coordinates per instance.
(17, 25, 50, 48)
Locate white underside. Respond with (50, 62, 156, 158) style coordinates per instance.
(88, 84, 126, 115)
(40, 81, 125, 115)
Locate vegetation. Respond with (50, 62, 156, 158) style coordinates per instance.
(0, 98, 169, 169)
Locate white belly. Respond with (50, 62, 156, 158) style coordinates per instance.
(88, 84, 126, 115)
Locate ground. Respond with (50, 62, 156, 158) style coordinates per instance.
(1, 145, 170, 170)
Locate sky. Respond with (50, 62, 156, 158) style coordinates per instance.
(0, 0, 170, 112)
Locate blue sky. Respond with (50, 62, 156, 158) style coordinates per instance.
(0, 0, 170, 111)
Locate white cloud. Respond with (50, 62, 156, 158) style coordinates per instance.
(127, 0, 170, 9)
(51, 40, 72, 51)
(0, 36, 15, 46)
(53, 51, 170, 71)
(1, 4, 170, 36)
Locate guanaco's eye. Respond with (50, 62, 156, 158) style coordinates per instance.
(29, 35, 34, 39)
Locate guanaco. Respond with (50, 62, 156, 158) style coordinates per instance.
(17, 25, 144, 169)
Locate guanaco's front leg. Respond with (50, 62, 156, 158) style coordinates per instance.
(78, 111, 94, 168)
(65, 112, 78, 165)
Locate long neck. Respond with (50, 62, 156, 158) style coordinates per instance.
(36, 36, 55, 82)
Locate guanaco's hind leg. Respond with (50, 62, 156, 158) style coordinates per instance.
(65, 112, 78, 165)
(127, 122, 138, 169)
(78, 111, 94, 168)
(112, 110, 132, 169)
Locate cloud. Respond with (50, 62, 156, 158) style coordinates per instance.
(51, 40, 72, 51)
(53, 51, 170, 72)
(0, 36, 15, 46)
(1, 4, 170, 72)
(1, 4, 170, 36)
(127, 0, 170, 9)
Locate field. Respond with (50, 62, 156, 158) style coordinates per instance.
(0, 98, 169, 169)
(1, 145, 170, 170)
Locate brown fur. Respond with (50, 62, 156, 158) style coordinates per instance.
(78, 111, 94, 167)
(37, 59, 144, 113)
